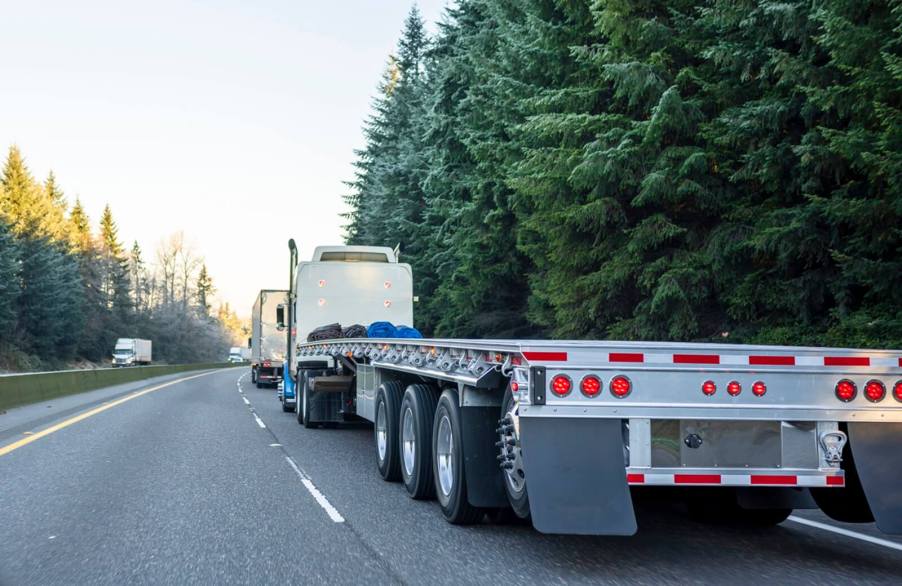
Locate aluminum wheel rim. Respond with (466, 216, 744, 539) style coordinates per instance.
(376, 402, 387, 462)
(436, 415, 454, 497)
(402, 407, 415, 477)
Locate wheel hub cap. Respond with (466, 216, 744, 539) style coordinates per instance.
(402, 407, 415, 476)
(436, 415, 454, 496)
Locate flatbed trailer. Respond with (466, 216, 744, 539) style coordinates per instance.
(295, 335, 902, 536)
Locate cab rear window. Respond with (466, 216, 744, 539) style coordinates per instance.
(318, 251, 389, 262)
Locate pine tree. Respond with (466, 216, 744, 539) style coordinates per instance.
(43, 171, 69, 242)
(195, 263, 214, 316)
(0, 217, 20, 336)
(99, 204, 133, 327)
(130, 241, 146, 311)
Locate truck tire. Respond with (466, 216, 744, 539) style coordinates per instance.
(399, 384, 439, 499)
(251, 368, 257, 384)
(374, 381, 405, 482)
(500, 386, 530, 519)
(296, 371, 312, 427)
(433, 388, 484, 524)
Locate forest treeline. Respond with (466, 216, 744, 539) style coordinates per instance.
(345, 1, 901, 348)
(0, 146, 242, 371)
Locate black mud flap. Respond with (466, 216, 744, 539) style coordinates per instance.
(847, 422, 902, 534)
(519, 416, 636, 535)
(460, 407, 507, 508)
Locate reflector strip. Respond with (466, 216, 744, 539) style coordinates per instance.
(674, 474, 721, 484)
(673, 354, 720, 365)
(523, 351, 568, 362)
(749, 355, 796, 366)
(609, 353, 644, 363)
(751, 475, 796, 485)
(824, 356, 870, 367)
(626, 473, 844, 487)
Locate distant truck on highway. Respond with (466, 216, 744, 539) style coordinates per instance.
(228, 347, 246, 363)
(251, 290, 288, 388)
(111, 338, 152, 367)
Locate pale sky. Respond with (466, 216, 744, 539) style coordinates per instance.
(0, 0, 448, 317)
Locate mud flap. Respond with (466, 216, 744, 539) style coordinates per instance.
(460, 407, 507, 508)
(519, 416, 636, 535)
(848, 422, 902, 534)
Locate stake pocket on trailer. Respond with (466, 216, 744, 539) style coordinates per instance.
(285, 245, 902, 536)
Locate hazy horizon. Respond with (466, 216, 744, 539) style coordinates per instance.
(0, 0, 448, 318)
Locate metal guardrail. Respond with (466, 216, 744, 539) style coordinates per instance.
(0, 363, 243, 411)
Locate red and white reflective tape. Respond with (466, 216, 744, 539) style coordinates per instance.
(521, 350, 901, 367)
(626, 471, 844, 487)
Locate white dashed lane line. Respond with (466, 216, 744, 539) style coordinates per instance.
(285, 455, 345, 523)
(787, 516, 902, 553)
(233, 372, 346, 524)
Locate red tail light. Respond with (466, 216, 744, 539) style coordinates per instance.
(550, 375, 572, 397)
(864, 380, 885, 403)
(752, 381, 767, 397)
(727, 381, 741, 396)
(702, 380, 716, 396)
(580, 375, 602, 398)
(610, 375, 631, 398)
(835, 379, 856, 402)
(894, 380, 902, 403)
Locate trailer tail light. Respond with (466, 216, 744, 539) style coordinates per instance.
(510, 382, 519, 392)
(550, 375, 572, 397)
(727, 381, 741, 396)
(580, 375, 602, 398)
(894, 380, 902, 403)
(864, 380, 885, 403)
(752, 381, 767, 397)
(610, 375, 631, 398)
(835, 379, 856, 402)
(702, 380, 716, 396)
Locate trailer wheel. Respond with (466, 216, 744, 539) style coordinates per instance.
(433, 389, 483, 524)
(400, 384, 439, 499)
(374, 381, 405, 481)
(500, 387, 530, 519)
(296, 371, 315, 428)
(251, 368, 257, 384)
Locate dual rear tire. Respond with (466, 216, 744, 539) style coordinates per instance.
(373, 383, 484, 524)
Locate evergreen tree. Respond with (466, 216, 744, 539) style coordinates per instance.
(0, 217, 20, 337)
(196, 264, 214, 316)
(130, 240, 146, 311)
(99, 204, 133, 324)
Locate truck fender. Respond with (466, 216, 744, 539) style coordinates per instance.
(459, 405, 507, 508)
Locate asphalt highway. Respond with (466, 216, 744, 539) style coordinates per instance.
(1, 368, 900, 585)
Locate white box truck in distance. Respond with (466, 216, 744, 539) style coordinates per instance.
(251, 289, 288, 388)
(111, 338, 152, 367)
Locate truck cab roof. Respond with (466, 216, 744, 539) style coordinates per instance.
(311, 245, 397, 263)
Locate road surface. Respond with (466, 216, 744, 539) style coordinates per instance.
(1, 368, 900, 584)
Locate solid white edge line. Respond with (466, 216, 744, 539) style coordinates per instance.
(284, 456, 345, 523)
(253, 414, 266, 429)
(787, 515, 902, 552)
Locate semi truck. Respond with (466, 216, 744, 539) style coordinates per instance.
(111, 338, 152, 367)
(281, 243, 902, 537)
(228, 347, 245, 363)
(250, 289, 288, 388)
